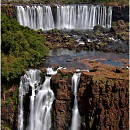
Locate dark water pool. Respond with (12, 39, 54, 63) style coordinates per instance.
(40, 48, 128, 69)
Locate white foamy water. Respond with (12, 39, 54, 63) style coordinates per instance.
(18, 69, 41, 130)
(18, 68, 60, 130)
(17, 5, 54, 30)
(71, 71, 81, 130)
(17, 5, 112, 30)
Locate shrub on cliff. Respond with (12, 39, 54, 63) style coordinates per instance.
(1, 13, 49, 84)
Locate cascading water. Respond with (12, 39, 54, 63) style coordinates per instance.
(56, 5, 77, 29)
(71, 70, 81, 130)
(18, 67, 61, 130)
(17, 5, 112, 30)
(107, 6, 112, 28)
(17, 5, 54, 30)
(18, 69, 41, 130)
(56, 5, 111, 29)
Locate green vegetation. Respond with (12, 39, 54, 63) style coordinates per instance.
(66, 42, 71, 45)
(111, 21, 116, 26)
(1, 13, 49, 86)
(87, 34, 95, 39)
(59, 71, 73, 79)
(1, 5, 16, 18)
(1, 0, 129, 6)
(94, 30, 103, 37)
(1, 125, 12, 130)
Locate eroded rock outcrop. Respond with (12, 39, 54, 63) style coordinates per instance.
(51, 69, 74, 130)
(78, 70, 129, 130)
(50, 66, 129, 130)
(1, 65, 129, 130)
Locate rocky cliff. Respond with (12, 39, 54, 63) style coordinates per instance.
(78, 70, 129, 130)
(50, 66, 129, 130)
(112, 6, 129, 22)
(1, 65, 129, 130)
(51, 69, 74, 130)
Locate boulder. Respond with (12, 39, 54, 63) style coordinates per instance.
(93, 25, 103, 31)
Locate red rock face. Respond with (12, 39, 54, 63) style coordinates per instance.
(78, 71, 129, 130)
(51, 67, 129, 130)
(51, 70, 74, 130)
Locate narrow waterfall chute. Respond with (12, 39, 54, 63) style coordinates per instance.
(32, 76, 54, 130)
(71, 71, 81, 130)
(107, 6, 113, 28)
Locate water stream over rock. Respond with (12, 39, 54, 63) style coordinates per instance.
(17, 4, 112, 30)
(18, 69, 41, 130)
(71, 70, 81, 130)
(18, 67, 62, 130)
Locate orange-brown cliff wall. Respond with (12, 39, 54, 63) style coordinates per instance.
(51, 68, 129, 130)
(78, 71, 129, 130)
(51, 70, 74, 130)
(1, 66, 129, 130)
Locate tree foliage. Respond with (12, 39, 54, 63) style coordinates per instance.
(1, 13, 49, 83)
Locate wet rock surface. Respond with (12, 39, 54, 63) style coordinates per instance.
(112, 6, 129, 22)
(40, 25, 129, 54)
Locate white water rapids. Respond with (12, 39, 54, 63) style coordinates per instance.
(18, 68, 61, 130)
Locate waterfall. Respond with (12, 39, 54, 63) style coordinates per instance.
(107, 6, 113, 28)
(57, 5, 110, 29)
(18, 67, 61, 130)
(16, 5, 112, 30)
(17, 5, 54, 30)
(18, 69, 41, 130)
(71, 70, 81, 130)
(56, 5, 77, 29)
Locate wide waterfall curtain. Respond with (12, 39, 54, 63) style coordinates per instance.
(17, 5, 112, 30)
